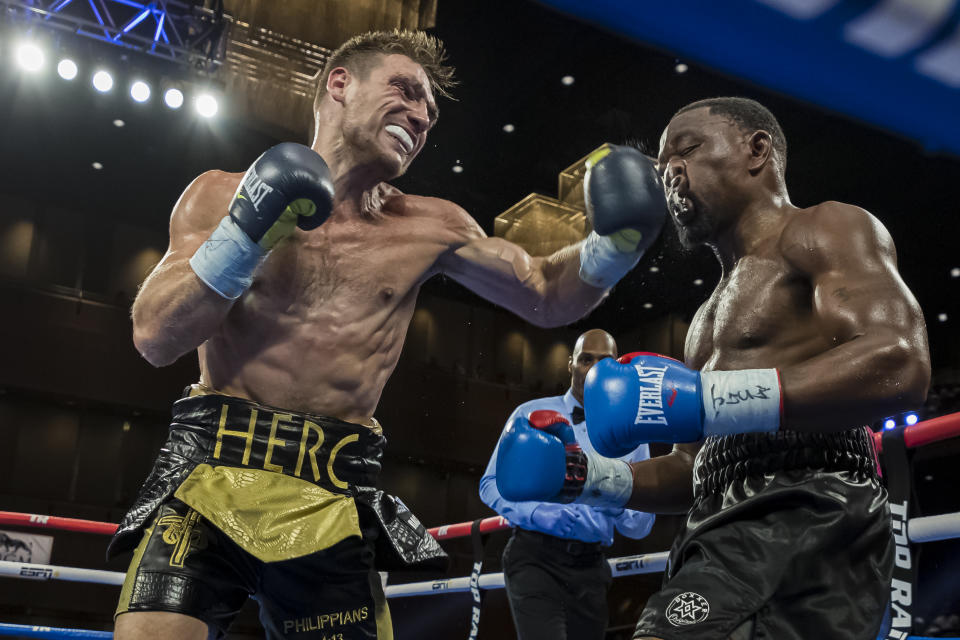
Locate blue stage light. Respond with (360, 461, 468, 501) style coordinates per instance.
(905, 413, 919, 426)
(883, 419, 896, 430)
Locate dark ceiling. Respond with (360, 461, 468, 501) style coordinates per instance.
(0, 0, 957, 368)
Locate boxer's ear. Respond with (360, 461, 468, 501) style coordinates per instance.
(327, 67, 350, 104)
(747, 130, 773, 175)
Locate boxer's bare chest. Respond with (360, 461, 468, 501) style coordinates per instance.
(686, 251, 826, 371)
(244, 205, 449, 321)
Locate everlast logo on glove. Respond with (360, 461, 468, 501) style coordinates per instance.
(633, 365, 668, 426)
(240, 168, 274, 212)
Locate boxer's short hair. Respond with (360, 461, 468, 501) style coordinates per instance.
(314, 29, 456, 110)
(676, 97, 787, 178)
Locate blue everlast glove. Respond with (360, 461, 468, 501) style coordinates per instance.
(496, 411, 633, 508)
(189, 142, 335, 299)
(496, 413, 568, 502)
(585, 352, 783, 458)
(579, 145, 667, 288)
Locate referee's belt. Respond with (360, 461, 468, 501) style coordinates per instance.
(515, 528, 603, 556)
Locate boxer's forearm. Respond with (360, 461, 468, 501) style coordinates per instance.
(532, 242, 611, 326)
(780, 330, 930, 432)
(441, 237, 609, 328)
(132, 257, 234, 367)
(623, 445, 696, 514)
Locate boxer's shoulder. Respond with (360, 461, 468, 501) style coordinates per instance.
(779, 201, 891, 271)
(186, 169, 243, 199)
(169, 171, 243, 240)
(383, 187, 484, 241)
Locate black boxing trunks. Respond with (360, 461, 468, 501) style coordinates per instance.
(634, 428, 892, 640)
(111, 386, 447, 639)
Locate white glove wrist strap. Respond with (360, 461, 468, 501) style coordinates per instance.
(578, 453, 632, 508)
(189, 216, 265, 300)
(578, 231, 642, 289)
(700, 369, 782, 437)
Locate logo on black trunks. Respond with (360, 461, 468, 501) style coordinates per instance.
(666, 592, 710, 626)
(157, 509, 207, 568)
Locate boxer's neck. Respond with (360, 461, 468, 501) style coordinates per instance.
(710, 191, 795, 272)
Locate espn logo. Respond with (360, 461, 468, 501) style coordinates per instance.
(19, 566, 54, 580)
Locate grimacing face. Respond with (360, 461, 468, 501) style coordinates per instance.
(339, 53, 438, 180)
(657, 108, 749, 249)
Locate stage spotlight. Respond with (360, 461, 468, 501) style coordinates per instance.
(883, 418, 896, 430)
(164, 88, 184, 109)
(195, 93, 218, 118)
(92, 70, 114, 93)
(905, 413, 919, 426)
(16, 42, 44, 72)
(57, 58, 78, 80)
(130, 81, 151, 103)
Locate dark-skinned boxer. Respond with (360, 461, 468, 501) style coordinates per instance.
(498, 97, 930, 640)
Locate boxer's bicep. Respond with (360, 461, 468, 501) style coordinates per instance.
(164, 171, 235, 267)
(790, 203, 921, 343)
(779, 203, 930, 428)
(132, 172, 238, 365)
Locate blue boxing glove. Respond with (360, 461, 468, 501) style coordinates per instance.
(585, 352, 783, 458)
(496, 410, 633, 508)
(579, 145, 667, 288)
(190, 142, 335, 299)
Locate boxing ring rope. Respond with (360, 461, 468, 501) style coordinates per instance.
(0, 512, 513, 540)
(1, 410, 956, 541)
(0, 411, 957, 639)
(0, 625, 111, 639)
(872, 411, 960, 453)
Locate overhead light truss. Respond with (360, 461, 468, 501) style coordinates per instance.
(0, 0, 228, 71)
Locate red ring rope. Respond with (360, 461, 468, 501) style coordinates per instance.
(872, 411, 960, 453)
(0, 510, 511, 540)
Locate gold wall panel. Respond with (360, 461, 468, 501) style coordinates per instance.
(494, 143, 614, 257)
(223, 0, 437, 47)
(219, 0, 438, 138)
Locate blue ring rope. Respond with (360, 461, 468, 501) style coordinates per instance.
(0, 623, 112, 639)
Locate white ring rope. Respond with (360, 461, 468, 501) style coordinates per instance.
(0, 552, 668, 599)
(0, 562, 123, 586)
(907, 512, 960, 543)
(0, 510, 955, 599)
(386, 552, 670, 599)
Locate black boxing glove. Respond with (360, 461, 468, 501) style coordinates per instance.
(579, 145, 667, 288)
(190, 143, 335, 299)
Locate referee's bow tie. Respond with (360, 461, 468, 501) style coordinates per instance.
(571, 406, 585, 425)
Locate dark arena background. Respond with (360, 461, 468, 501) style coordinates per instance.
(0, 0, 958, 638)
